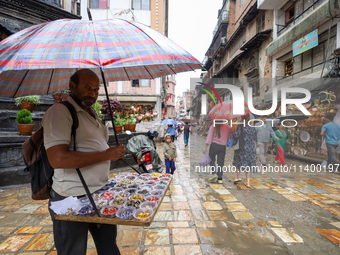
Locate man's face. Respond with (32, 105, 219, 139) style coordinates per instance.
(71, 72, 99, 108)
(166, 137, 171, 143)
(262, 117, 267, 123)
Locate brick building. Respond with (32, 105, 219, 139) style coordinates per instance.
(175, 96, 185, 119)
(164, 75, 176, 118)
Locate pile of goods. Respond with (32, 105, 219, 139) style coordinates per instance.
(62, 172, 171, 221)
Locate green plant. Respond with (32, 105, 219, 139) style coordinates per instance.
(15, 95, 42, 106)
(92, 101, 103, 121)
(128, 118, 136, 124)
(122, 117, 129, 125)
(15, 109, 33, 124)
(114, 118, 124, 126)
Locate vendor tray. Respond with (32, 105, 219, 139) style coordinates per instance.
(55, 178, 171, 226)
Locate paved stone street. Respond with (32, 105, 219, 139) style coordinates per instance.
(1, 132, 340, 254)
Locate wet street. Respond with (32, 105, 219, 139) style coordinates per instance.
(1, 132, 340, 254)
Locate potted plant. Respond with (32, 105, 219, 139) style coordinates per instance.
(52, 89, 69, 102)
(15, 95, 42, 112)
(91, 101, 103, 121)
(122, 117, 130, 131)
(15, 109, 35, 135)
(128, 118, 136, 132)
(114, 118, 124, 133)
(100, 98, 123, 115)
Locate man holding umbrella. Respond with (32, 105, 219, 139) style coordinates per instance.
(43, 69, 126, 255)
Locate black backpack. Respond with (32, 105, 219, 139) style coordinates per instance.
(22, 101, 78, 200)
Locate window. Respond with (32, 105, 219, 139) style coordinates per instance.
(76, 2, 80, 15)
(140, 79, 150, 87)
(257, 14, 265, 33)
(89, 0, 108, 9)
(132, 79, 150, 87)
(285, 5, 295, 25)
(250, 81, 259, 97)
(285, 59, 294, 76)
(132, 80, 139, 87)
(132, 0, 150, 10)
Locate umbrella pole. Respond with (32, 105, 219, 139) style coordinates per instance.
(99, 68, 141, 174)
(100, 67, 120, 145)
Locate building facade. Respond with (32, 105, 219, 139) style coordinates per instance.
(164, 75, 176, 118)
(0, 0, 80, 41)
(81, 0, 169, 120)
(201, 0, 274, 110)
(176, 96, 185, 119)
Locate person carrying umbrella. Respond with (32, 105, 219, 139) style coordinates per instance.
(166, 124, 177, 142)
(204, 122, 231, 183)
(43, 69, 126, 255)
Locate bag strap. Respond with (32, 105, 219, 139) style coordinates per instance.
(59, 101, 100, 218)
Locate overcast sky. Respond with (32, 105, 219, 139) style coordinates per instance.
(168, 0, 222, 99)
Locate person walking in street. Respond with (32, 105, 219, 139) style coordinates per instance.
(183, 122, 191, 147)
(321, 114, 340, 172)
(163, 133, 177, 174)
(232, 115, 257, 188)
(255, 116, 279, 166)
(272, 123, 291, 162)
(204, 123, 231, 184)
(166, 124, 176, 142)
(42, 69, 126, 255)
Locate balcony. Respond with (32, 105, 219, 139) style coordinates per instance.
(257, 0, 289, 10)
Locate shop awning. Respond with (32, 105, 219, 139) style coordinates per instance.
(98, 95, 159, 104)
(264, 69, 326, 102)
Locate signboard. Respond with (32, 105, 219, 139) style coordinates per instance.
(292, 29, 318, 57)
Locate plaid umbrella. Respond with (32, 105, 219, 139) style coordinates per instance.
(0, 18, 201, 97)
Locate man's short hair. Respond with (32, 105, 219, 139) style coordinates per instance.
(185, 122, 188, 125)
(326, 114, 335, 121)
(70, 72, 80, 86)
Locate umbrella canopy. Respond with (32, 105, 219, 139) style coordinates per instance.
(181, 116, 197, 123)
(208, 101, 250, 120)
(0, 19, 201, 97)
(160, 119, 177, 125)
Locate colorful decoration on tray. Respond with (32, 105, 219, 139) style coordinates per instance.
(102, 206, 119, 216)
(79, 205, 94, 216)
(111, 198, 125, 205)
(118, 210, 134, 219)
(137, 212, 150, 219)
(126, 200, 141, 208)
(130, 194, 144, 200)
(159, 181, 168, 185)
(101, 191, 114, 200)
(146, 196, 160, 202)
(152, 173, 161, 177)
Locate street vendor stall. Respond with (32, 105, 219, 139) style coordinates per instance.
(55, 172, 172, 226)
(278, 89, 339, 163)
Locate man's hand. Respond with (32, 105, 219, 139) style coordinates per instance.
(174, 158, 176, 162)
(169, 157, 172, 161)
(106, 144, 126, 161)
(276, 138, 279, 141)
